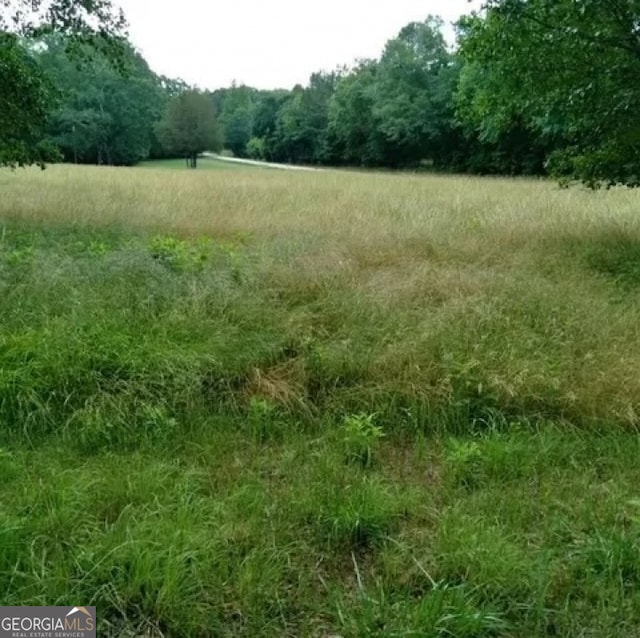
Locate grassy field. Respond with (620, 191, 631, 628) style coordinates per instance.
(138, 157, 254, 171)
(2, 163, 640, 636)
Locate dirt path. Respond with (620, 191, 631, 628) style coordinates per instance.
(202, 153, 321, 171)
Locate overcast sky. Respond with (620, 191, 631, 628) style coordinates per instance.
(114, 0, 483, 90)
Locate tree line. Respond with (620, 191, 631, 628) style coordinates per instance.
(2, 0, 640, 186)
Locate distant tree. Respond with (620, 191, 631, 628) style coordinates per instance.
(270, 85, 308, 163)
(246, 136, 266, 160)
(212, 84, 256, 157)
(147, 77, 193, 159)
(373, 17, 454, 167)
(328, 19, 462, 170)
(0, 0, 127, 167)
(271, 72, 339, 164)
(328, 60, 387, 166)
(158, 75, 192, 98)
(251, 89, 291, 160)
(39, 37, 164, 166)
(155, 90, 223, 168)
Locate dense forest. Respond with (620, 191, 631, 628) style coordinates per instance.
(2, 0, 640, 186)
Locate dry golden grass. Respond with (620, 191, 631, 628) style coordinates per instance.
(3, 164, 637, 245)
(4, 163, 640, 426)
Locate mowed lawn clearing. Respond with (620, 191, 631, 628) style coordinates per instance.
(138, 156, 257, 171)
(2, 164, 640, 636)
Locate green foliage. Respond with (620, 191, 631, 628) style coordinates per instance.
(373, 17, 454, 167)
(247, 397, 281, 443)
(271, 72, 339, 165)
(0, 0, 126, 168)
(0, 0, 126, 39)
(334, 581, 508, 638)
(445, 429, 541, 489)
(446, 438, 484, 488)
(213, 84, 257, 157)
(454, 62, 551, 175)
(312, 475, 403, 550)
(87, 239, 109, 256)
(0, 34, 59, 167)
(328, 19, 464, 169)
(5, 245, 34, 266)
(155, 90, 223, 167)
(38, 37, 164, 166)
(246, 136, 266, 160)
(458, 0, 640, 186)
(149, 235, 211, 272)
(328, 60, 387, 166)
(251, 90, 289, 158)
(199, 5, 640, 182)
(342, 412, 385, 467)
(5, 1, 640, 183)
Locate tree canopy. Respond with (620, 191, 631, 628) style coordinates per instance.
(155, 90, 223, 168)
(1, 0, 126, 41)
(38, 37, 164, 165)
(4, 2, 640, 185)
(458, 0, 640, 186)
(0, 33, 57, 167)
(0, 0, 127, 167)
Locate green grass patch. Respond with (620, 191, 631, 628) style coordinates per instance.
(138, 157, 258, 171)
(2, 168, 640, 635)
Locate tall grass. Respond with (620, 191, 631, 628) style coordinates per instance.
(3, 164, 640, 427)
(2, 164, 640, 636)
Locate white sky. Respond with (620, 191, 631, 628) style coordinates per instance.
(115, 0, 483, 90)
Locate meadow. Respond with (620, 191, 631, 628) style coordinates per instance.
(138, 157, 254, 171)
(2, 164, 640, 636)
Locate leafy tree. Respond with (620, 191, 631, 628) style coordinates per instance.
(0, 33, 58, 167)
(212, 84, 256, 157)
(303, 71, 341, 164)
(39, 38, 164, 165)
(251, 89, 291, 161)
(327, 60, 387, 166)
(0, 0, 127, 167)
(252, 91, 287, 138)
(270, 86, 307, 163)
(155, 90, 223, 168)
(271, 72, 339, 164)
(1, 0, 126, 37)
(372, 17, 455, 167)
(454, 60, 552, 175)
(328, 20, 463, 170)
(147, 77, 193, 159)
(458, 0, 640, 186)
(158, 75, 191, 98)
(246, 136, 266, 160)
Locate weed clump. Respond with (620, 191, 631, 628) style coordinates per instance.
(342, 413, 385, 468)
(149, 235, 211, 272)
